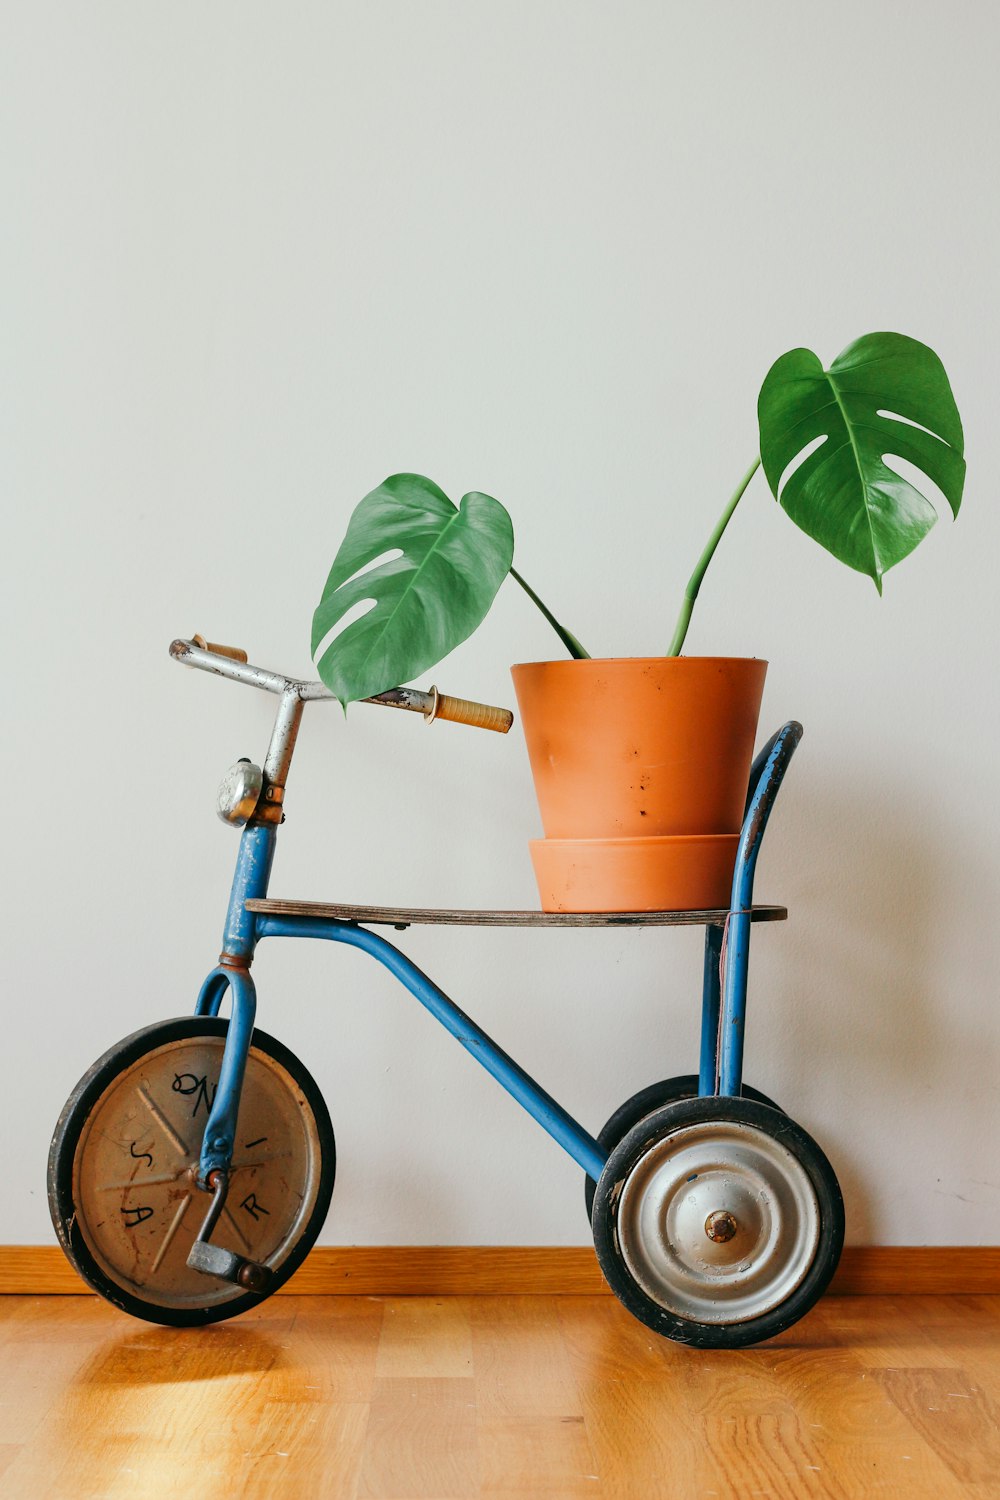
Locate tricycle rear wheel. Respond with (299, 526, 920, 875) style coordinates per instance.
(591, 1095, 843, 1348)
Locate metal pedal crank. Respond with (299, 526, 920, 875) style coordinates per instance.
(185, 1169, 273, 1294)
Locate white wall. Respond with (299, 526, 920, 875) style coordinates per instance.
(4, 1, 998, 1248)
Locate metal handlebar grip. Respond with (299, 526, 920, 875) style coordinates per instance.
(427, 686, 513, 734)
(192, 634, 249, 664)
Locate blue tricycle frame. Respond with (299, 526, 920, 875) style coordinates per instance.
(194, 722, 801, 1194)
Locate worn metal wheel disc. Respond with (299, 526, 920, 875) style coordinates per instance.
(616, 1118, 821, 1324)
(69, 1032, 326, 1310)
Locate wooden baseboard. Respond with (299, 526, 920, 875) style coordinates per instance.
(1, 1245, 999, 1297)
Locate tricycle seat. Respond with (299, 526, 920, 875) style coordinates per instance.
(245, 898, 787, 930)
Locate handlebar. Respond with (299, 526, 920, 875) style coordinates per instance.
(169, 637, 514, 734)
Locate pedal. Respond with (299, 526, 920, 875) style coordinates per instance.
(187, 1239, 272, 1293)
(187, 1167, 272, 1293)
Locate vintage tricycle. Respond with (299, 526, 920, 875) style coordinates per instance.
(48, 637, 844, 1349)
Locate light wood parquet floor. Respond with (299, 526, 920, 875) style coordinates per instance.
(0, 1293, 998, 1499)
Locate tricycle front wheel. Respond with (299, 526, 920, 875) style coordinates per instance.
(48, 1017, 335, 1326)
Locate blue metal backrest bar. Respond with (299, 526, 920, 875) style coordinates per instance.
(732, 721, 803, 913)
(743, 722, 802, 820)
(715, 721, 802, 1096)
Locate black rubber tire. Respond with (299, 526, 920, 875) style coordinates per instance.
(583, 1075, 782, 1222)
(591, 1095, 844, 1349)
(48, 1017, 335, 1327)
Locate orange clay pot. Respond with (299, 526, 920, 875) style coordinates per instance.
(511, 657, 767, 911)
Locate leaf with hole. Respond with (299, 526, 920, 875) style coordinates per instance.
(757, 332, 965, 592)
(311, 473, 514, 706)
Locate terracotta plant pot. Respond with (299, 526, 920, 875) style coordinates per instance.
(511, 657, 767, 911)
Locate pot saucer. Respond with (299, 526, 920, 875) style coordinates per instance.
(529, 833, 740, 913)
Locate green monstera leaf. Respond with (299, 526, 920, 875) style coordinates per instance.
(758, 332, 966, 592)
(312, 473, 514, 706)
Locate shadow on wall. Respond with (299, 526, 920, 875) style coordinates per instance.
(757, 769, 997, 1241)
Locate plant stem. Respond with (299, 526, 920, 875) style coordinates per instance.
(667, 456, 762, 657)
(510, 567, 591, 660)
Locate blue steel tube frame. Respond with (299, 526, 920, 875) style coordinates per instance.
(697, 923, 723, 1097)
(699, 721, 803, 1097)
(192, 723, 800, 1187)
(253, 914, 608, 1183)
(193, 821, 608, 1184)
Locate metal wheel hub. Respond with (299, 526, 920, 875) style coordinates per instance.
(616, 1119, 820, 1324)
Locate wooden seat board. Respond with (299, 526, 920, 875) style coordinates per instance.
(246, 898, 787, 929)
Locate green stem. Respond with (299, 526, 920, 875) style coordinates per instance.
(510, 567, 591, 660)
(667, 456, 762, 657)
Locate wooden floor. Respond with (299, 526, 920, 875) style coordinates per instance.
(1, 1295, 999, 1499)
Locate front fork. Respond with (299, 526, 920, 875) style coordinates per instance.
(193, 963, 257, 1182)
(186, 823, 275, 1288)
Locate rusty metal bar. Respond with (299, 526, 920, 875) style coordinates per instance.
(263, 689, 305, 789)
(170, 638, 507, 726)
(170, 638, 292, 694)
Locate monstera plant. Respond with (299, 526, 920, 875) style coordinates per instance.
(313, 329, 966, 912)
(313, 331, 965, 704)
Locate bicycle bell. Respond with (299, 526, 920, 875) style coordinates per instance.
(217, 757, 263, 826)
